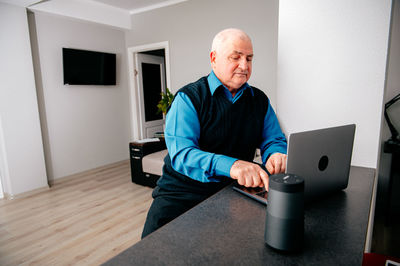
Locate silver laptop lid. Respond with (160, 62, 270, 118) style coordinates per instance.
(286, 124, 356, 201)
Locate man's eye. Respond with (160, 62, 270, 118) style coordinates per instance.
(230, 56, 240, 61)
(247, 57, 253, 62)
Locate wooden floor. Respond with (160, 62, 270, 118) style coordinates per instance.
(0, 160, 154, 266)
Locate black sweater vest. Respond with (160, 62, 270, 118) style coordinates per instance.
(158, 76, 269, 195)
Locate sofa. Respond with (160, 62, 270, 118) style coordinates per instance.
(129, 138, 262, 188)
(129, 139, 166, 187)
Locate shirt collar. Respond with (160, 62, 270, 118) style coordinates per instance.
(207, 71, 253, 96)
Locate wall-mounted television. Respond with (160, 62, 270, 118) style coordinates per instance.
(62, 48, 116, 85)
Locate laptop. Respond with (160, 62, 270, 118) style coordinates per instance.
(233, 124, 356, 205)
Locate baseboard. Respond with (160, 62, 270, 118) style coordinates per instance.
(1, 185, 50, 202)
(0, 160, 130, 202)
(49, 159, 130, 186)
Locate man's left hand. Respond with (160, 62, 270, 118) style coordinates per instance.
(266, 153, 287, 175)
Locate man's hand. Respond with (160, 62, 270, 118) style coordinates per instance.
(266, 153, 287, 175)
(230, 160, 269, 190)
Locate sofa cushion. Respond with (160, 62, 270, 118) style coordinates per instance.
(142, 149, 168, 176)
(253, 148, 262, 164)
(142, 149, 262, 178)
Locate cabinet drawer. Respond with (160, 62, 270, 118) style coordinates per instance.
(131, 147, 142, 152)
(130, 147, 143, 157)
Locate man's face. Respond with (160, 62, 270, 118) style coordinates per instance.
(210, 37, 253, 91)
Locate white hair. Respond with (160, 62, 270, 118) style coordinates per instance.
(211, 28, 252, 53)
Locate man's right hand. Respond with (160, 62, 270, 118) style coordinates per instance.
(230, 160, 269, 190)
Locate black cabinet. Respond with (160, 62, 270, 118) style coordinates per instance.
(129, 139, 166, 188)
(384, 139, 400, 223)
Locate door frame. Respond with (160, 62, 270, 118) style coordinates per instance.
(135, 53, 166, 138)
(127, 41, 171, 140)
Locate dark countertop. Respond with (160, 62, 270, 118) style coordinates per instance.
(104, 166, 375, 266)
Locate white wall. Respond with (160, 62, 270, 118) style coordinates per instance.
(31, 12, 131, 181)
(126, 0, 279, 105)
(0, 3, 48, 195)
(277, 0, 392, 168)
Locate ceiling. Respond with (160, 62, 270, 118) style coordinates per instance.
(0, 0, 188, 29)
(92, 0, 185, 14)
(1, 0, 187, 13)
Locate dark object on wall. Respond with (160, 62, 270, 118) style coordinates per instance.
(62, 48, 116, 85)
(384, 92, 400, 143)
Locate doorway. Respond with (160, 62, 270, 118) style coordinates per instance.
(136, 52, 166, 138)
(127, 42, 171, 140)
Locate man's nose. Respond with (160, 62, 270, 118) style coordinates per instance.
(238, 57, 248, 70)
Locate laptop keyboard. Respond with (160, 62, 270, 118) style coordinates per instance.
(256, 191, 267, 198)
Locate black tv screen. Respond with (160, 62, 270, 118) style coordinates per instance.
(63, 48, 116, 85)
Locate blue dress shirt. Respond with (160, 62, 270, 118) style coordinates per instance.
(165, 71, 287, 183)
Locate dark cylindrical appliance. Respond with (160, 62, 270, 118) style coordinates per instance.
(264, 173, 304, 252)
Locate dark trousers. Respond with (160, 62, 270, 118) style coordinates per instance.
(141, 155, 232, 239)
(141, 186, 209, 238)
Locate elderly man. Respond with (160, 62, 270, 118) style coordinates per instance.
(141, 28, 287, 238)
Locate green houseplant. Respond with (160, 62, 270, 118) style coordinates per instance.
(157, 88, 174, 115)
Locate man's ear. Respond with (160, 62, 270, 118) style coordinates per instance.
(210, 51, 216, 64)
